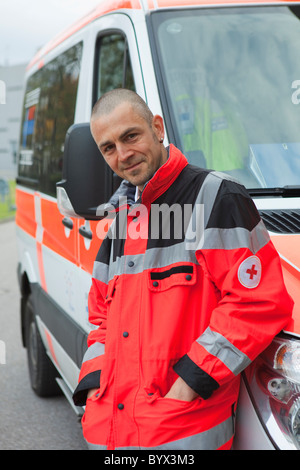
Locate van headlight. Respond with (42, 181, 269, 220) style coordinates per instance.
(244, 335, 300, 449)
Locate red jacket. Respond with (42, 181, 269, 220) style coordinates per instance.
(73, 144, 293, 450)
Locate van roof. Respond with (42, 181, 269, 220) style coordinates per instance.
(27, 0, 300, 71)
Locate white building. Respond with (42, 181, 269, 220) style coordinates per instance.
(0, 63, 26, 179)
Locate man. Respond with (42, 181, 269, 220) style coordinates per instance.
(73, 89, 293, 450)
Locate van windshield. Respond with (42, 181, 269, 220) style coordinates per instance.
(149, 6, 300, 191)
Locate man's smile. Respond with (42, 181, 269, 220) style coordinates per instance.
(123, 161, 144, 172)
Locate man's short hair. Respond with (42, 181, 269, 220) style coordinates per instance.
(91, 88, 154, 127)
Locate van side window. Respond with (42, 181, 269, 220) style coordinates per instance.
(18, 42, 83, 196)
(95, 33, 135, 100)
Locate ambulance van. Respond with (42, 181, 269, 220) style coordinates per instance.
(16, 0, 300, 450)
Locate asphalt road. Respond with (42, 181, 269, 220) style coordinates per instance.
(0, 220, 87, 450)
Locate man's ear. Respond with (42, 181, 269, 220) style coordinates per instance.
(152, 114, 165, 141)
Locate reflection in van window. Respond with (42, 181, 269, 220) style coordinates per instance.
(151, 7, 300, 189)
(95, 34, 135, 100)
(19, 43, 83, 196)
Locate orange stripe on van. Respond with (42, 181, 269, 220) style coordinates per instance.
(279, 264, 300, 335)
(45, 328, 59, 368)
(38, 60, 45, 70)
(146, 0, 156, 8)
(41, 198, 79, 265)
(37, 241, 47, 292)
(15, 188, 36, 238)
(271, 234, 300, 278)
(271, 234, 300, 335)
(16, 188, 47, 291)
(79, 220, 104, 275)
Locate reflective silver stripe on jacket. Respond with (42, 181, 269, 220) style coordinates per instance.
(201, 219, 269, 253)
(82, 342, 105, 364)
(86, 442, 107, 450)
(92, 218, 268, 283)
(92, 260, 109, 284)
(197, 327, 251, 376)
(93, 243, 196, 283)
(85, 415, 234, 450)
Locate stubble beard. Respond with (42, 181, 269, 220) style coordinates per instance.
(128, 148, 165, 191)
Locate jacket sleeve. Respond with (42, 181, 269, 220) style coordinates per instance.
(73, 275, 108, 407)
(174, 179, 294, 399)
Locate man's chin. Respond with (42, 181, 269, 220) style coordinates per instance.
(125, 173, 149, 189)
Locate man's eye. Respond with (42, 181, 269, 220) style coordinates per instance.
(127, 133, 137, 141)
(103, 145, 114, 154)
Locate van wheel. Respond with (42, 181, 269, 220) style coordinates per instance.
(25, 295, 61, 397)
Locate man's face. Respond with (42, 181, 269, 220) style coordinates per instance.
(91, 102, 167, 191)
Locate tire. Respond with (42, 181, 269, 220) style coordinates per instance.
(25, 294, 61, 397)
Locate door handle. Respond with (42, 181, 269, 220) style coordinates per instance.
(62, 217, 73, 230)
(79, 225, 93, 240)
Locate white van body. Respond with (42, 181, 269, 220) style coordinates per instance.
(16, 0, 300, 450)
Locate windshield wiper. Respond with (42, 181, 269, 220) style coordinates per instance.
(248, 185, 300, 197)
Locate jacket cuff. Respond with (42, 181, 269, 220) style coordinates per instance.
(173, 354, 219, 399)
(73, 370, 101, 407)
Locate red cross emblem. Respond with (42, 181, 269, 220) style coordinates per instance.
(246, 265, 258, 280)
(238, 256, 261, 289)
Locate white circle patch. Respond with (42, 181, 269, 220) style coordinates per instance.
(238, 256, 262, 289)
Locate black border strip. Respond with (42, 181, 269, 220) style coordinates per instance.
(150, 265, 193, 280)
(30, 282, 88, 368)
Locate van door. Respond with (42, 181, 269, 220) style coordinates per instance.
(77, 15, 146, 310)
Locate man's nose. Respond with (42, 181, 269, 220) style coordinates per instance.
(117, 143, 134, 161)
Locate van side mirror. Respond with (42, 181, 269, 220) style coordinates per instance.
(56, 123, 120, 220)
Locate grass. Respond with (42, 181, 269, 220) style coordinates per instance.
(0, 180, 16, 222)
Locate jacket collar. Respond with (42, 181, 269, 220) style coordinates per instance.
(100, 144, 188, 217)
(140, 144, 188, 206)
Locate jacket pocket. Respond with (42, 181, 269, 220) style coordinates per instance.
(148, 264, 196, 292)
(144, 384, 201, 410)
(87, 379, 108, 403)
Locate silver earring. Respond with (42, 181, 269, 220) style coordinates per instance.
(160, 137, 164, 143)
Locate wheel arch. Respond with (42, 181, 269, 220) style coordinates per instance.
(19, 269, 31, 348)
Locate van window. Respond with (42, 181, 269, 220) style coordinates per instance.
(95, 33, 135, 100)
(18, 42, 83, 196)
(149, 6, 300, 190)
